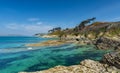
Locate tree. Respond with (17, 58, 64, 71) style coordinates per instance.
(77, 17, 96, 31)
(58, 30, 64, 40)
(54, 27, 61, 31)
(48, 27, 61, 33)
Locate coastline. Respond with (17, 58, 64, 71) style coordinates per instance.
(32, 34, 120, 50)
(20, 21, 120, 73)
(26, 40, 74, 47)
(21, 35, 120, 73)
(20, 59, 120, 73)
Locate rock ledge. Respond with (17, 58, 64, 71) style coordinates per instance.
(20, 59, 120, 73)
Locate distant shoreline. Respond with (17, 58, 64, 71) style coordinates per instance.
(26, 39, 74, 47)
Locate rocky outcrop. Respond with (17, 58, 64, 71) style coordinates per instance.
(102, 49, 120, 69)
(41, 35, 58, 38)
(26, 40, 70, 47)
(19, 59, 120, 73)
(95, 37, 120, 49)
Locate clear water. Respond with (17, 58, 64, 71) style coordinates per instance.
(0, 36, 111, 73)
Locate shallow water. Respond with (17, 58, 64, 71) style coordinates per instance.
(0, 36, 111, 73)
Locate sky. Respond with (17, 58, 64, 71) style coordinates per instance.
(0, 0, 120, 36)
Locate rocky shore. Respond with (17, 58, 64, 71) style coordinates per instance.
(20, 20, 120, 73)
(41, 35, 58, 38)
(26, 40, 74, 47)
(20, 59, 120, 73)
(94, 37, 120, 50)
(20, 45, 120, 73)
(102, 49, 120, 69)
(23, 35, 120, 73)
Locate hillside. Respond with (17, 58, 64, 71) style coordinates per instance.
(47, 21, 120, 40)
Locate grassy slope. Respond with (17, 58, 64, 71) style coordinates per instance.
(48, 21, 120, 40)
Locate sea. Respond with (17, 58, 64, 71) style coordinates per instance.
(0, 36, 111, 73)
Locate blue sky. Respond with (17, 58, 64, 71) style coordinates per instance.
(0, 0, 120, 35)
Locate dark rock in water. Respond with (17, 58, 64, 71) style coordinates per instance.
(102, 49, 120, 69)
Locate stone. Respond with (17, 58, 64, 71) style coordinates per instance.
(19, 59, 120, 73)
(95, 37, 120, 50)
(102, 50, 120, 69)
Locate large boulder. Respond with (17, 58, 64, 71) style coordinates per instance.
(95, 37, 120, 49)
(102, 49, 120, 69)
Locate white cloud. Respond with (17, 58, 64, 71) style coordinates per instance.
(28, 18, 39, 21)
(5, 22, 53, 35)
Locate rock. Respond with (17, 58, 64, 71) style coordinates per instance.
(115, 44, 120, 50)
(19, 59, 120, 73)
(41, 35, 58, 38)
(95, 37, 120, 50)
(76, 37, 93, 45)
(26, 40, 68, 47)
(102, 50, 120, 69)
(80, 59, 106, 72)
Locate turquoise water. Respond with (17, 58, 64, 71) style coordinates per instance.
(0, 36, 111, 73)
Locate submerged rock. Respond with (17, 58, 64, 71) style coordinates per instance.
(19, 59, 120, 73)
(26, 40, 70, 47)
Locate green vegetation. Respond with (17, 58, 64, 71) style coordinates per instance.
(48, 18, 120, 40)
